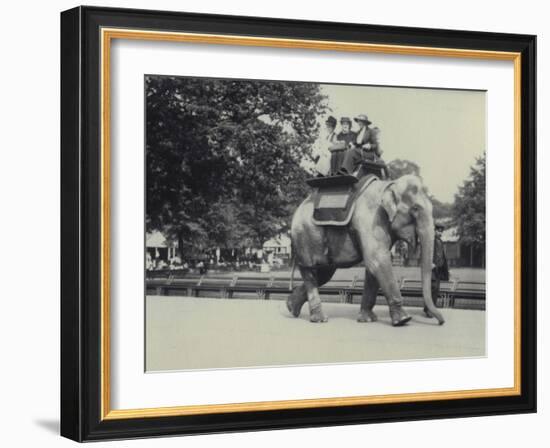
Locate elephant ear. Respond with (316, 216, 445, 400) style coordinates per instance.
(381, 182, 399, 222)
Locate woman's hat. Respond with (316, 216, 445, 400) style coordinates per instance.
(340, 116, 352, 125)
(325, 116, 337, 127)
(354, 114, 372, 125)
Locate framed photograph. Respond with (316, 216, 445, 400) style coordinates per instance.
(60, 6, 536, 442)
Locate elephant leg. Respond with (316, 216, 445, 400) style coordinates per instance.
(316, 266, 337, 286)
(357, 270, 379, 322)
(287, 284, 307, 317)
(365, 253, 411, 327)
(300, 266, 328, 323)
(287, 266, 335, 318)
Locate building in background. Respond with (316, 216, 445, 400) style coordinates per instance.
(262, 234, 292, 263)
(392, 225, 485, 268)
(442, 226, 485, 268)
(146, 231, 179, 270)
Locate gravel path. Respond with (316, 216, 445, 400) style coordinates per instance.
(146, 296, 486, 371)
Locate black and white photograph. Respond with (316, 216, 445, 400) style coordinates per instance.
(0, 0, 543, 444)
(144, 75, 487, 371)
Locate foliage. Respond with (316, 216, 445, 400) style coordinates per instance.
(452, 153, 486, 246)
(146, 76, 327, 253)
(387, 159, 421, 180)
(430, 197, 453, 220)
(387, 159, 452, 220)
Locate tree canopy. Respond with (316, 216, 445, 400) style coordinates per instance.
(146, 76, 327, 254)
(387, 158, 452, 219)
(430, 197, 453, 220)
(387, 159, 421, 180)
(452, 153, 486, 246)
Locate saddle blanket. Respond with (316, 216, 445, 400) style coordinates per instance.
(312, 174, 378, 226)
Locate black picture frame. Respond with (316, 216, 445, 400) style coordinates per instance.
(61, 5, 536, 442)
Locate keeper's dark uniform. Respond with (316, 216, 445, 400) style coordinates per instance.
(431, 233, 449, 307)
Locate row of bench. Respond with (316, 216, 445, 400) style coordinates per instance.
(145, 274, 485, 309)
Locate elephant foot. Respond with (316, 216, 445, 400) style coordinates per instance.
(357, 309, 378, 322)
(286, 293, 306, 318)
(389, 305, 411, 327)
(309, 305, 328, 323)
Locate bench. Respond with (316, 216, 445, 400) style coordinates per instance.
(399, 278, 457, 306)
(226, 276, 272, 299)
(396, 278, 486, 309)
(450, 281, 486, 310)
(145, 274, 486, 309)
(146, 274, 201, 296)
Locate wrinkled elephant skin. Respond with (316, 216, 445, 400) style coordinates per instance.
(289, 174, 444, 327)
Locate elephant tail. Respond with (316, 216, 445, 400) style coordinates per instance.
(289, 257, 296, 292)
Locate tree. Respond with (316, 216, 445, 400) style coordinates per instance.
(430, 197, 453, 220)
(387, 159, 451, 220)
(146, 76, 327, 254)
(387, 159, 421, 180)
(452, 153, 486, 248)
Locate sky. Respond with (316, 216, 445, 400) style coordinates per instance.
(311, 83, 486, 203)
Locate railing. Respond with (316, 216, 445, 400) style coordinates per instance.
(146, 273, 486, 310)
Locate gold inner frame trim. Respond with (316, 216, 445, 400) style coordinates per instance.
(100, 27, 522, 421)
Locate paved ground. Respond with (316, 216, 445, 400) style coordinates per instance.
(146, 296, 486, 372)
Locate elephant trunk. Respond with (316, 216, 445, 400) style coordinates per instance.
(417, 212, 445, 325)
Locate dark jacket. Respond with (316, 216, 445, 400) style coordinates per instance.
(336, 130, 357, 148)
(433, 236, 449, 281)
(354, 127, 381, 157)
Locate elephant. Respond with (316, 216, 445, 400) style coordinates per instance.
(287, 174, 445, 326)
